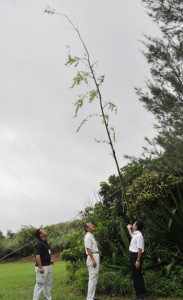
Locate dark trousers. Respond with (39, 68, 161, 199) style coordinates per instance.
(130, 252, 145, 299)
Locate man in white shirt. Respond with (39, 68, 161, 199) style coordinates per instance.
(84, 223, 100, 300)
(127, 220, 145, 300)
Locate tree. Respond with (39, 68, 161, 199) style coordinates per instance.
(141, 0, 183, 38)
(6, 229, 14, 239)
(136, 0, 183, 172)
(0, 230, 4, 239)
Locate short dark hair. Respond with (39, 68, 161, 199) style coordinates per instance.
(35, 229, 41, 239)
(136, 220, 144, 232)
(84, 223, 91, 233)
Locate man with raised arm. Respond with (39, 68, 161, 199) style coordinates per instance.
(127, 220, 146, 300)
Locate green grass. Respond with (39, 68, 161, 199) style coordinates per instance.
(0, 261, 129, 300)
(0, 261, 108, 300)
(0, 261, 181, 300)
(0, 261, 82, 300)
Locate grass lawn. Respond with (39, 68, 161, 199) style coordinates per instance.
(0, 261, 181, 300)
(0, 261, 79, 300)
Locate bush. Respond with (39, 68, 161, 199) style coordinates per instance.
(72, 264, 88, 293)
(67, 262, 183, 298)
(97, 267, 132, 296)
(145, 269, 183, 298)
(61, 249, 75, 261)
(72, 264, 133, 297)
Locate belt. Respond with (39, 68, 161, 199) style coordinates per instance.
(92, 251, 100, 254)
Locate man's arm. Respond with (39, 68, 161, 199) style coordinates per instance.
(87, 248, 97, 267)
(127, 224, 133, 237)
(35, 255, 44, 273)
(135, 248, 142, 269)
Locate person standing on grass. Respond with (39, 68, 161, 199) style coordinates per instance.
(33, 228, 53, 300)
(84, 223, 100, 300)
(127, 220, 146, 300)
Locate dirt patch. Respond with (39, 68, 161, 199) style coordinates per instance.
(18, 252, 60, 263)
(18, 255, 35, 262)
(2, 252, 60, 263)
(52, 252, 60, 262)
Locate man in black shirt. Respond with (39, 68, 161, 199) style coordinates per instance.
(32, 228, 52, 300)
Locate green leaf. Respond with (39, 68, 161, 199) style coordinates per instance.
(119, 222, 129, 256)
(71, 72, 87, 88)
(74, 97, 85, 116)
(164, 261, 176, 278)
(65, 55, 79, 67)
(89, 90, 98, 102)
(76, 115, 93, 132)
(98, 75, 105, 85)
(103, 114, 109, 124)
(112, 252, 117, 265)
(108, 102, 118, 113)
(110, 127, 116, 143)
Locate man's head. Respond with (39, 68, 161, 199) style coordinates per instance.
(34, 228, 47, 240)
(133, 220, 144, 232)
(84, 223, 95, 233)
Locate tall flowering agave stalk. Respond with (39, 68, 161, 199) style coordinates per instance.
(44, 6, 129, 214)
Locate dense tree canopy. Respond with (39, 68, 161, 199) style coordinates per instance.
(141, 0, 183, 38)
(136, 0, 183, 172)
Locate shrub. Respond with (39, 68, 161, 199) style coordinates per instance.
(97, 267, 132, 296)
(145, 269, 183, 298)
(72, 264, 88, 293)
(73, 264, 133, 297)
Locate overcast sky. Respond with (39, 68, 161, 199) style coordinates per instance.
(0, 0, 159, 235)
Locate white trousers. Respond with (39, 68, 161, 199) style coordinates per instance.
(86, 253, 100, 300)
(33, 265, 52, 300)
